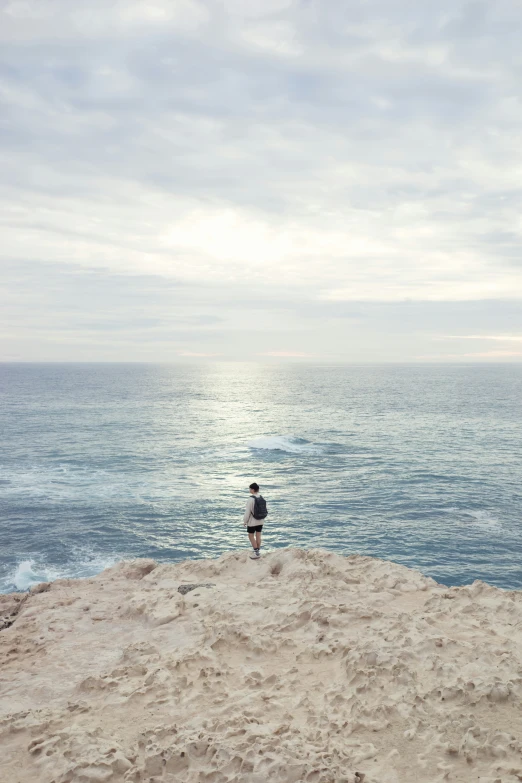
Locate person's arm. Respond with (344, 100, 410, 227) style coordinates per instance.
(243, 497, 254, 526)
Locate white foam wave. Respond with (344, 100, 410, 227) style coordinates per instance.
(0, 465, 144, 501)
(6, 553, 121, 593)
(248, 436, 322, 455)
(13, 560, 49, 591)
(465, 510, 502, 530)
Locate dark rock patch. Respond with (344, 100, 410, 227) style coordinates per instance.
(0, 592, 29, 631)
(177, 583, 216, 596)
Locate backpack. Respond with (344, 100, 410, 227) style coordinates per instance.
(252, 495, 268, 520)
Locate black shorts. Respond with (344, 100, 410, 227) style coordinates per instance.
(247, 524, 263, 534)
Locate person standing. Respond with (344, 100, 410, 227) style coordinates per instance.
(243, 482, 267, 559)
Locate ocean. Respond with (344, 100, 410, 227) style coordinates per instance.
(1, 362, 521, 593)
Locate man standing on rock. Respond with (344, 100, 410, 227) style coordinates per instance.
(243, 482, 268, 559)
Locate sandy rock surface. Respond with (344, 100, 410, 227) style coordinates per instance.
(1, 548, 522, 783)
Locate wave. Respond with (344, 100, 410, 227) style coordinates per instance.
(2, 552, 121, 594)
(464, 510, 502, 530)
(13, 560, 51, 591)
(442, 508, 502, 531)
(248, 436, 323, 455)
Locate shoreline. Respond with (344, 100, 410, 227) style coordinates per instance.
(4, 545, 521, 596)
(1, 548, 521, 782)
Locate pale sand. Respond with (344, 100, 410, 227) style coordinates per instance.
(1, 548, 521, 783)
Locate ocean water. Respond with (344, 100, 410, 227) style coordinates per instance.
(1, 363, 521, 593)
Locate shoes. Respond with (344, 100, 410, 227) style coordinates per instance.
(250, 549, 261, 560)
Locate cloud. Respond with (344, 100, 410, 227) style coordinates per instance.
(178, 351, 222, 357)
(1, 0, 522, 360)
(418, 350, 522, 360)
(259, 351, 313, 357)
(465, 350, 522, 357)
(440, 334, 522, 342)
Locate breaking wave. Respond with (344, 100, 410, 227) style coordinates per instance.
(248, 436, 323, 455)
(3, 552, 121, 593)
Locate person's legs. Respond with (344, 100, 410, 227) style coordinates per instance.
(248, 531, 257, 550)
(255, 529, 262, 550)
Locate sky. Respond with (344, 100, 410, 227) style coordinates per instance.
(1, 0, 522, 362)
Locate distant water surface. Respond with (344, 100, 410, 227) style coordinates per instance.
(1, 363, 521, 592)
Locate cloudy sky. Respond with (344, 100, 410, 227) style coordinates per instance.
(2, 0, 522, 362)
